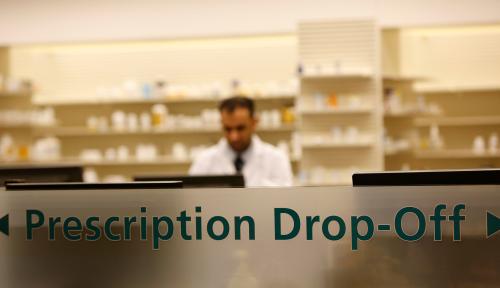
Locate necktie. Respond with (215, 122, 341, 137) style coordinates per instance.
(234, 154, 244, 173)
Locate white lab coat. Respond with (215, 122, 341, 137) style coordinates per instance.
(189, 136, 293, 187)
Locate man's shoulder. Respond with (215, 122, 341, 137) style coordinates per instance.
(258, 140, 289, 160)
(194, 143, 222, 161)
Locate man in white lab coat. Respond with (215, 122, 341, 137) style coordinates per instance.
(189, 96, 293, 187)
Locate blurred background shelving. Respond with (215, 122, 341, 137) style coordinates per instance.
(1, 21, 500, 184)
(29, 93, 299, 181)
(0, 46, 38, 165)
(296, 19, 383, 186)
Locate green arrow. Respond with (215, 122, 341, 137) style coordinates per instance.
(0, 214, 9, 236)
(486, 212, 500, 238)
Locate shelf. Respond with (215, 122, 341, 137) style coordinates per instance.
(299, 107, 372, 115)
(33, 95, 296, 107)
(300, 72, 373, 80)
(384, 111, 436, 118)
(0, 124, 35, 129)
(36, 127, 199, 136)
(0, 157, 192, 167)
(382, 75, 428, 82)
(0, 161, 63, 167)
(79, 157, 193, 167)
(35, 126, 220, 137)
(384, 148, 412, 156)
(0, 91, 32, 98)
(414, 149, 500, 159)
(302, 141, 374, 149)
(257, 125, 297, 132)
(0, 155, 301, 168)
(297, 20, 383, 173)
(34, 124, 296, 137)
(414, 115, 500, 127)
(384, 111, 416, 118)
(415, 83, 500, 93)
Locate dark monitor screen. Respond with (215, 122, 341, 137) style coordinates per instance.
(134, 174, 245, 188)
(352, 169, 500, 186)
(4, 181, 183, 191)
(0, 165, 84, 186)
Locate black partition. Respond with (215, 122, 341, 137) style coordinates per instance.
(352, 169, 500, 186)
(134, 174, 245, 188)
(4, 181, 183, 191)
(0, 165, 84, 186)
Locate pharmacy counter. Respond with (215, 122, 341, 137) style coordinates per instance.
(1, 185, 499, 287)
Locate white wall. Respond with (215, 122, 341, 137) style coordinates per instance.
(399, 25, 500, 90)
(10, 35, 298, 102)
(1, 0, 500, 44)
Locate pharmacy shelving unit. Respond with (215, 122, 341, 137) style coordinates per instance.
(297, 19, 384, 186)
(0, 90, 34, 163)
(386, 24, 500, 170)
(1, 47, 40, 163)
(382, 75, 429, 170)
(33, 94, 298, 181)
(33, 124, 297, 137)
(380, 29, 429, 170)
(411, 85, 500, 170)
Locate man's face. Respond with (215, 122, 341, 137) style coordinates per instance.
(221, 107, 257, 153)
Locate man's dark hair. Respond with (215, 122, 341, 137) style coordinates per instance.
(219, 96, 255, 117)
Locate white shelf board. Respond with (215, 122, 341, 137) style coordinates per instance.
(33, 95, 296, 107)
(414, 115, 500, 127)
(300, 73, 373, 80)
(0, 161, 66, 167)
(384, 111, 416, 118)
(0, 157, 191, 167)
(382, 74, 428, 82)
(301, 141, 374, 149)
(0, 91, 32, 98)
(0, 155, 301, 167)
(79, 157, 193, 166)
(298, 19, 383, 172)
(255, 125, 297, 133)
(414, 149, 500, 159)
(0, 124, 35, 129)
(34, 126, 221, 137)
(414, 83, 500, 93)
(299, 107, 372, 115)
(34, 124, 296, 137)
(384, 148, 412, 156)
(384, 111, 437, 118)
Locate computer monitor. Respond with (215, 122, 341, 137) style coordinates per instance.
(352, 168, 500, 186)
(0, 165, 84, 186)
(134, 174, 245, 188)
